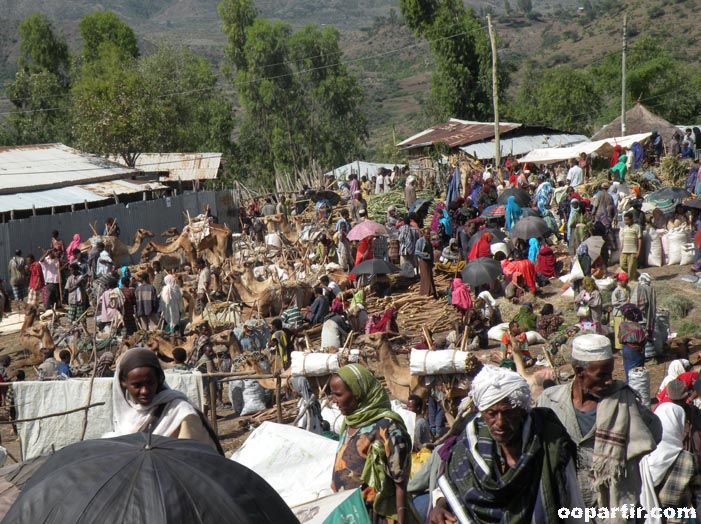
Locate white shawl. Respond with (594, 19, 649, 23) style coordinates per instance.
(639, 402, 685, 524)
(658, 359, 690, 393)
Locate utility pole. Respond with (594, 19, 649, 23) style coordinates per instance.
(487, 15, 500, 168)
(621, 13, 627, 136)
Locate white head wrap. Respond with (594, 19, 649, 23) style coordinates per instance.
(638, 273, 652, 285)
(490, 242, 510, 257)
(571, 333, 613, 362)
(470, 365, 531, 412)
(658, 359, 691, 393)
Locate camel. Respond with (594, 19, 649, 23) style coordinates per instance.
(261, 214, 299, 243)
(79, 229, 154, 263)
(160, 227, 181, 243)
(226, 263, 313, 317)
(118, 331, 196, 366)
(12, 307, 57, 368)
(141, 223, 231, 267)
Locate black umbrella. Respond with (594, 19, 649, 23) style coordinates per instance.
(461, 258, 503, 288)
(648, 187, 690, 202)
(4, 433, 299, 524)
(497, 187, 531, 208)
(521, 208, 541, 218)
(409, 198, 432, 214)
(510, 216, 550, 241)
(351, 259, 401, 276)
(682, 198, 701, 210)
(466, 228, 507, 250)
(311, 190, 342, 206)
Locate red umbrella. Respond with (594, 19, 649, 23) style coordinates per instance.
(481, 205, 505, 218)
(347, 220, 389, 241)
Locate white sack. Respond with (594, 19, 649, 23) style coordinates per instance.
(487, 323, 509, 341)
(681, 243, 696, 266)
(291, 352, 339, 377)
(410, 349, 472, 376)
(667, 229, 689, 265)
(647, 228, 663, 267)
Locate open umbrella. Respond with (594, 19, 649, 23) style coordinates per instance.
(497, 187, 531, 207)
(347, 220, 389, 241)
(481, 204, 505, 218)
(310, 190, 342, 206)
(682, 198, 701, 210)
(510, 216, 550, 241)
(521, 208, 541, 218)
(648, 187, 690, 202)
(584, 235, 605, 260)
(461, 258, 503, 288)
(3, 433, 298, 524)
(409, 198, 432, 214)
(351, 259, 401, 276)
(466, 228, 507, 250)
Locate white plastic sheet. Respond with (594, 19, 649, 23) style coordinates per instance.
(231, 422, 338, 506)
(291, 352, 340, 377)
(409, 349, 472, 375)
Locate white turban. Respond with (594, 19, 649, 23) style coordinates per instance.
(470, 365, 531, 412)
(571, 333, 613, 362)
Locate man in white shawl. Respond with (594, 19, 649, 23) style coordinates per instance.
(160, 274, 184, 334)
(106, 348, 220, 452)
(639, 401, 700, 524)
(538, 334, 662, 523)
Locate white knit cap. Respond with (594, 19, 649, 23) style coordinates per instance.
(470, 365, 531, 412)
(571, 333, 613, 362)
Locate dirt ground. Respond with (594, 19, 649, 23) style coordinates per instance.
(1, 262, 700, 460)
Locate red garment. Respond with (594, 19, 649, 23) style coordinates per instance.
(656, 371, 698, 405)
(508, 175, 517, 187)
(610, 145, 622, 167)
(468, 233, 492, 261)
(536, 244, 557, 278)
(368, 308, 398, 334)
(354, 238, 373, 267)
(28, 261, 44, 290)
(570, 191, 582, 202)
(502, 259, 537, 293)
(694, 228, 701, 250)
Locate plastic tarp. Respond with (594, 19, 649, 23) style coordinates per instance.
(291, 489, 370, 524)
(518, 132, 651, 165)
(460, 133, 588, 160)
(230, 422, 338, 506)
(14, 371, 203, 460)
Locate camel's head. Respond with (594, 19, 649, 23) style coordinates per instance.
(355, 332, 390, 349)
(161, 227, 180, 238)
(137, 229, 155, 239)
(141, 242, 157, 260)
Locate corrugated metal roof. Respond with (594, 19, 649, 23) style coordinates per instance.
(459, 134, 589, 159)
(397, 119, 522, 150)
(0, 143, 138, 195)
(109, 153, 222, 181)
(0, 179, 168, 214)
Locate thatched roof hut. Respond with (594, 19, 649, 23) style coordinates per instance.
(591, 103, 679, 142)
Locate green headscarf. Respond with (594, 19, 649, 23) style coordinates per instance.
(335, 364, 405, 431)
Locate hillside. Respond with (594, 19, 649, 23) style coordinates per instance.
(0, 0, 698, 157)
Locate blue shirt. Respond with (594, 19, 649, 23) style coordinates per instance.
(57, 361, 72, 378)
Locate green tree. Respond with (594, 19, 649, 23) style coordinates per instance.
(517, 0, 533, 14)
(399, 0, 501, 121)
(17, 13, 70, 81)
(218, 0, 257, 74)
(72, 43, 233, 166)
(79, 11, 139, 63)
(509, 65, 600, 134)
(3, 13, 71, 145)
(221, 11, 367, 188)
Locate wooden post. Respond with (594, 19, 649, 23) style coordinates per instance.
(208, 378, 218, 433)
(276, 375, 283, 423)
(487, 15, 500, 168)
(621, 13, 627, 136)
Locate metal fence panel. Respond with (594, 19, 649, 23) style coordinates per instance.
(0, 190, 239, 281)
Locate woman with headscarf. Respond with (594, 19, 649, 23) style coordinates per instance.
(355, 237, 374, 268)
(658, 359, 692, 396)
(610, 272, 630, 350)
(104, 348, 221, 452)
(415, 228, 436, 298)
(639, 403, 700, 521)
(536, 303, 563, 338)
(536, 243, 557, 278)
(118, 266, 130, 288)
(160, 274, 184, 334)
(575, 242, 592, 278)
(504, 196, 522, 233)
(330, 364, 413, 524)
(567, 199, 592, 255)
(574, 277, 602, 333)
(513, 302, 537, 331)
(527, 238, 539, 264)
(610, 144, 622, 167)
(477, 178, 498, 210)
(118, 276, 137, 336)
(451, 278, 473, 324)
(535, 179, 553, 215)
(610, 153, 628, 182)
(66, 234, 81, 264)
(468, 232, 492, 261)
